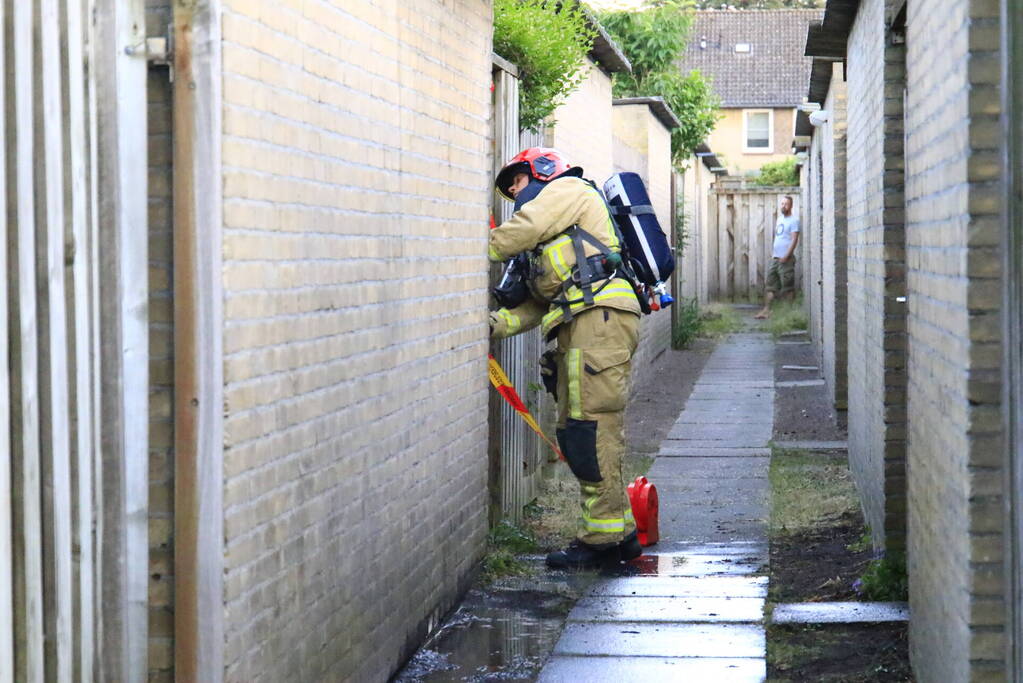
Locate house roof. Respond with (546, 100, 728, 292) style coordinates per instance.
(680, 9, 825, 108)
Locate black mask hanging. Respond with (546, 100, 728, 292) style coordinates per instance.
(513, 179, 550, 211)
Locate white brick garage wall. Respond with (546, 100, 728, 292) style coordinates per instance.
(217, 2, 493, 680)
(903, 0, 1006, 678)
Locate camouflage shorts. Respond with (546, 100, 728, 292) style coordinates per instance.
(767, 257, 796, 294)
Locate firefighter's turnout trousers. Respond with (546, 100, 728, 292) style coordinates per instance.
(555, 307, 639, 547)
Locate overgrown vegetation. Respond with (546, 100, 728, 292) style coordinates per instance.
(855, 552, 909, 602)
(753, 157, 800, 186)
(769, 446, 858, 535)
(481, 520, 539, 582)
(762, 299, 808, 338)
(672, 296, 703, 349)
(599, 1, 720, 163)
(493, 0, 596, 131)
(699, 302, 744, 338)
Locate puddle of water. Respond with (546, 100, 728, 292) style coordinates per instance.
(393, 585, 585, 682)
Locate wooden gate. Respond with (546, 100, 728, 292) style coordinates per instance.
(488, 56, 547, 524)
(707, 186, 802, 301)
(2, 2, 150, 680)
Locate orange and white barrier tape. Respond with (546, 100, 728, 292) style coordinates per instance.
(488, 354, 564, 460)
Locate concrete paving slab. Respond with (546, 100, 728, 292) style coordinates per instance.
(774, 440, 848, 451)
(648, 457, 769, 479)
(569, 596, 764, 623)
(590, 575, 768, 599)
(667, 424, 772, 440)
(660, 440, 771, 450)
(771, 601, 910, 624)
(620, 552, 766, 577)
(553, 622, 765, 658)
(776, 379, 826, 388)
(539, 656, 766, 682)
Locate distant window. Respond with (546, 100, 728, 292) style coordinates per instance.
(743, 109, 773, 153)
(734, 43, 751, 53)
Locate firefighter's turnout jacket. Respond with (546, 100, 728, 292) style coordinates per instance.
(488, 175, 640, 548)
(488, 176, 641, 339)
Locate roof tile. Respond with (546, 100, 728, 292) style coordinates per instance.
(680, 9, 824, 108)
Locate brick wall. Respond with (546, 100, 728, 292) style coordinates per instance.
(806, 128, 824, 372)
(218, 2, 492, 680)
(146, 1, 174, 680)
(612, 103, 674, 386)
(548, 60, 615, 185)
(821, 65, 849, 417)
(903, 0, 1005, 678)
(844, 0, 908, 553)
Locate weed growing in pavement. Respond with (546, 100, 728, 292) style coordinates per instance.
(763, 299, 808, 338)
(481, 521, 538, 583)
(672, 297, 703, 349)
(768, 446, 858, 535)
(855, 552, 909, 602)
(699, 303, 744, 338)
(846, 528, 872, 553)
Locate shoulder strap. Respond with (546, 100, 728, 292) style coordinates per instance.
(610, 204, 655, 216)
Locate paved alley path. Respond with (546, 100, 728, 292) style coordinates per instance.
(539, 332, 774, 681)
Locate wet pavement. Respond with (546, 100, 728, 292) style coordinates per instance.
(538, 332, 774, 681)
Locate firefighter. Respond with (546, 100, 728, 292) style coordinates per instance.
(489, 147, 642, 569)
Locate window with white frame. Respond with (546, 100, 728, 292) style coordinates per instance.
(743, 109, 773, 153)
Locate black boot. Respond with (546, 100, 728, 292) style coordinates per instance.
(618, 531, 642, 562)
(546, 540, 618, 569)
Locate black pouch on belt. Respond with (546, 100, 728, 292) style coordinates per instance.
(539, 350, 558, 396)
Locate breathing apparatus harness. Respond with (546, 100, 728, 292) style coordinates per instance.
(492, 180, 651, 319)
(490, 147, 650, 318)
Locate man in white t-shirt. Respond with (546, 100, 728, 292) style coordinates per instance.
(755, 195, 800, 320)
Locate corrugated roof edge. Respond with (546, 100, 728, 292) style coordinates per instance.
(613, 96, 681, 131)
(694, 142, 727, 174)
(584, 7, 632, 75)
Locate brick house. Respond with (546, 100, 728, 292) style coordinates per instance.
(680, 9, 823, 176)
(799, 0, 1023, 678)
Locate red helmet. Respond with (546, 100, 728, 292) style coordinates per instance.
(494, 147, 583, 201)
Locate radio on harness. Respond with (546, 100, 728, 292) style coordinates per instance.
(603, 172, 675, 310)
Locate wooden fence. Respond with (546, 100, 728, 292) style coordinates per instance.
(706, 186, 802, 301)
(2, 2, 150, 680)
(488, 56, 547, 524)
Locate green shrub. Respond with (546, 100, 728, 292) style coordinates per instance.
(672, 296, 702, 349)
(855, 552, 909, 602)
(753, 157, 800, 187)
(493, 0, 596, 132)
(600, 1, 720, 163)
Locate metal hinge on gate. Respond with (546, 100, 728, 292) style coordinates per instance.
(124, 24, 174, 80)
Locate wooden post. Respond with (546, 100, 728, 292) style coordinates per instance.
(706, 189, 717, 300)
(0, 0, 12, 678)
(173, 2, 225, 681)
(7, 1, 46, 678)
(37, 0, 75, 677)
(64, 0, 97, 678)
(92, 0, 149, 680)
(717, 193, 729, 298)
